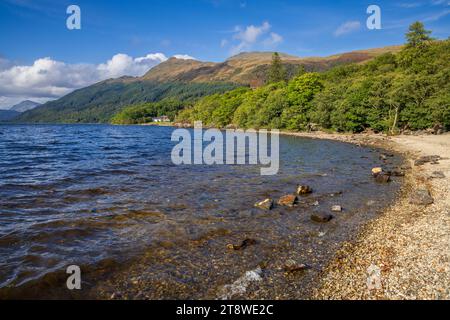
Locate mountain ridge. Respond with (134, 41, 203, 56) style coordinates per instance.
(14, 45, 403, 123)
(10, 100, 42, 112)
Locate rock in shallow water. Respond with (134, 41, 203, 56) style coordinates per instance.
(375, 173, 391, 183)
(331, 205, 342, 212)
(283, 259, 310, 273)
(278, 195, 298, 207)
(254, 198, 274, 210)
(409, 189, 434, 206)
(227, 238, 257, 251)
(297, 185, 313, 195)
(372, 167, 383, 176)
(311, 212, 333, 223)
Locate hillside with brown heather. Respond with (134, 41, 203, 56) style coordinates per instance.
(141, 45, 403, 86)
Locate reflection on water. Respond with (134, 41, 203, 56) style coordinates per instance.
(0, 124, 403, 299)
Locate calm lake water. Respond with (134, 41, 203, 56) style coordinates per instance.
(0, 124, 403, 299)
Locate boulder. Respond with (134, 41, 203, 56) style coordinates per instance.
(297, 185, 313, 195)
(278, 195, 298, 207)
(409, 189, 434, 206)
(372, 167, 383, 176)
(254, 198, 274, 210)
(311, 212, 333, 223)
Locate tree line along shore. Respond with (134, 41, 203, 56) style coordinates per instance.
(112, 22, 449, 135)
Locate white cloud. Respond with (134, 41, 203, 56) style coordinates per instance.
(263, 32, 284, 46)
(173, 54, 196, 60)
(334, 21, 361, 37)
(0, 52, 193, 108)
(228, 21, 283, 55)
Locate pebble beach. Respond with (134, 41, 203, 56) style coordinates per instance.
(282, 132, 450, 300)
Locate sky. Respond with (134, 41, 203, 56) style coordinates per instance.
(0, 0, 449, 108)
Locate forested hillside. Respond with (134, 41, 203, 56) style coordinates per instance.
(14, 81, 239, 123)
(176, 23, 449, 133)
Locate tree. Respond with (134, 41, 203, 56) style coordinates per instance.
(267, 52, 287, 83)
(406, 21, 432, 47)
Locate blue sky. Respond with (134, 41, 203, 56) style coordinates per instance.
(0, 0, 449, 108)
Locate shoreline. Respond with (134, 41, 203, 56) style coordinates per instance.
(119, 123, 449, 299)
(281, 131, 449, 300)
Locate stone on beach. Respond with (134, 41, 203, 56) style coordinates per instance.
(414, 155, 441, 166)
(429, 171, 445, 179)
(254, 198, 274, 210)
(409, 189, 434, 206)
(277, 194, 298, 207)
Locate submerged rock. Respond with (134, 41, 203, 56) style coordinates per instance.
(409, 189, 434, 206)
(297, 185, 313, 195)
(375, 173, 391, 183)
(227, 238, 257, 251)
(311, 212, 333, 223)
(283, 259, 310, 273)
(254, 198, 274, 210)
(278, 195, 298, 207)
(331, 205, 342, 212)
(389, 169, 406, 177)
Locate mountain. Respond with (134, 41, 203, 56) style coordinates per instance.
(10, 100, 41, 112)
(142, 46, 402, 86)
(15, 46, 402, 124)
(0, 110, 20, 122)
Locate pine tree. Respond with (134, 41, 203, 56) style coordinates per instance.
(406, 21, 432, 47)
(267, 52, 287, 83)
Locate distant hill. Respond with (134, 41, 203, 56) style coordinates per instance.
(14, 81, 240, 123)
(0, 109, 20, 122)
(15, 46, 403, 123)
(142, 46, 402, 86)
(10, 100, 41, 112)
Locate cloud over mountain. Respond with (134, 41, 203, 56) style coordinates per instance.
(0, 52, 194, 108)
(225, 21, 283, 55)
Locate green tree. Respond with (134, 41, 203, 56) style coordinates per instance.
(406, 21, 432, 47)
(267, 52, 287, 83)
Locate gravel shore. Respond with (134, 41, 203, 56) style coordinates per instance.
(283, 132, 449, 300)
